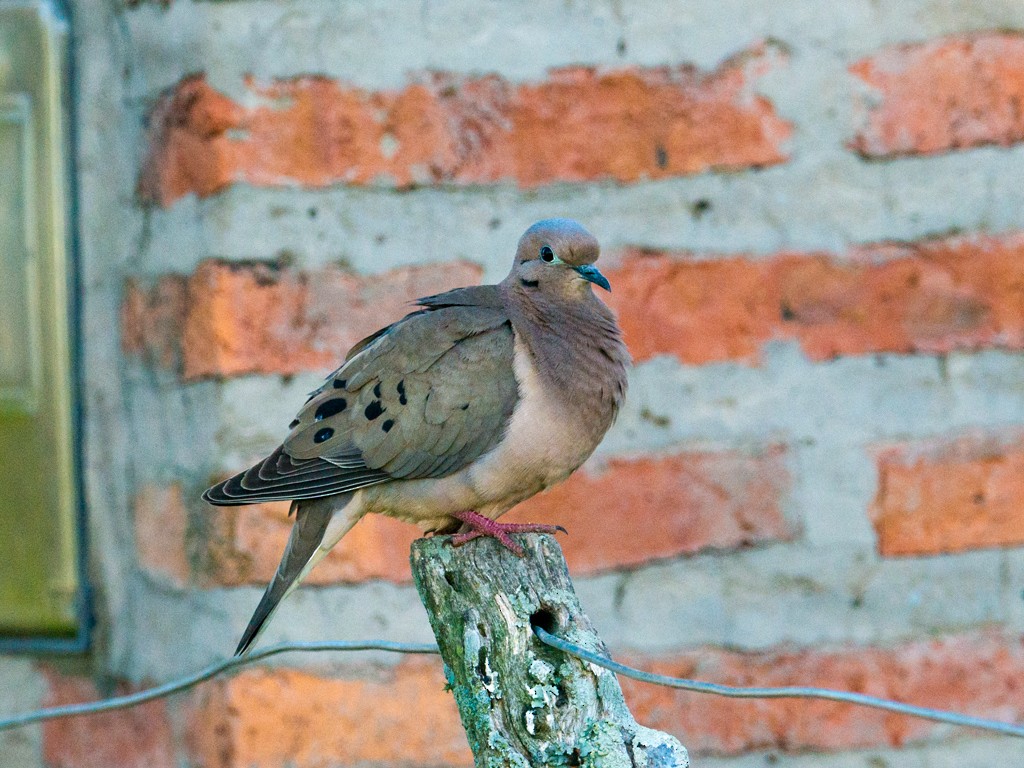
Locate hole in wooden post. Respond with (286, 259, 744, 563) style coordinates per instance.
(530, 606, 570, 672)
(529, 607, 559, 635)
(555, 681, 569, 708)
(477, 645, 492, 686)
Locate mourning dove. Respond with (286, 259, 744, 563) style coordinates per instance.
(204, 219, 630, 655)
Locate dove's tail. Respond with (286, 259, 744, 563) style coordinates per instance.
(234, 492, 360, 656)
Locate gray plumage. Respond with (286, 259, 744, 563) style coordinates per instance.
(204, 219, 629, 655)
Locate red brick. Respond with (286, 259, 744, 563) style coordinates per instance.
(133, 483, 190, 587)
(189, 448, 791, 586)
(131, 482, 419, 586)
(605, 252, 779, 364)
(138, 51, 790, 206)
(606, 232, 1024, 364)
(124, 232, 1024, 379)
(41, 668, 175, 768)
(201, 502, 419, 586)
(137, 75, 241, 205)
(186, 658, 471, 768)
(851, 33, 1024, 156)
(120, 276, 187, 371)
(121, 260, 481, 380)
(870, 431, 1024, 556)
(506, 449, 794, 573)
(621, 632, 1024, 755)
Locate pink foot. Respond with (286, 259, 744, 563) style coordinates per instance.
(448, 510, 566, 556)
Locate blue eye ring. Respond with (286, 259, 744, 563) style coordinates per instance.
(540, 246, 555, 262)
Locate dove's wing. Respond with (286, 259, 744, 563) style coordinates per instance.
(203, 287, 518, 505)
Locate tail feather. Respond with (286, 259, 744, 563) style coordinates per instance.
(234, 493, 359, 656)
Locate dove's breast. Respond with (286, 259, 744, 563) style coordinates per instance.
(463, 335, 602, 511)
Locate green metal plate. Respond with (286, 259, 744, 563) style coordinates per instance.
(0, 2, 79, 637)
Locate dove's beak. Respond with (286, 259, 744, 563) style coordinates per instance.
(574, 264, 611, 292)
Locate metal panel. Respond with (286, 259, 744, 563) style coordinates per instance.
(0, 94, 41, 411)
(0, 1, 83, 639)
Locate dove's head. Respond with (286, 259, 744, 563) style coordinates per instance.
(509, 219, 610, 300)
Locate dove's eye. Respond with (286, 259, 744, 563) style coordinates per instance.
(540, 246, 555, 262)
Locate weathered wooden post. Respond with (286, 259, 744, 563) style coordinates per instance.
(412, 533, 689, 768)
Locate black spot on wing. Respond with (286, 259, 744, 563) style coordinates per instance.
(314, 427, 334, 443)
(397, 380, 407, 405)
(382, 419, 395, 433)
(315, 398, 347, 420)
(333, 378, 347, 389)
(364, 401, 385, 421)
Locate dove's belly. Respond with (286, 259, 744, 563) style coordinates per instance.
(361, 337, 604, 530)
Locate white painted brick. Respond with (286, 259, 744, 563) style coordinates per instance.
(0, 657, 44, 768)
(103, 540, 1018, 681)
(121, 0, 1024, 96)
(136, 145, 1024, 280)
(608, 348, 1024, 454)
(586, 546, 1008, 652)
(1002, 550, 1024, 635)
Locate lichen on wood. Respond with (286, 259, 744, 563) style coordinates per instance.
(411, 533, 689, 768)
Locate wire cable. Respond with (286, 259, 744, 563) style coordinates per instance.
(3, 632, 1023, 740)
(533, 626, 1024, 739)
(0, 640, 438, 732)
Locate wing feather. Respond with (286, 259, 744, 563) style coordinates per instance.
(204, 291, 518, 506)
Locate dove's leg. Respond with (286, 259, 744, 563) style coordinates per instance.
(234, 493, 357, 656)
(448, 509, 566, 556)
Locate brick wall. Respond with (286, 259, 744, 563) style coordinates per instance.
(4, 1, 1024, 766)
